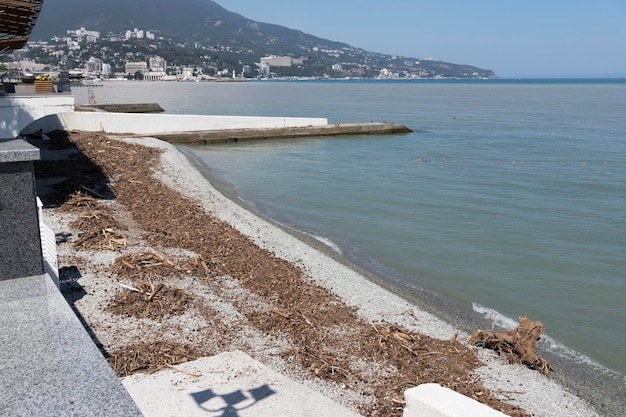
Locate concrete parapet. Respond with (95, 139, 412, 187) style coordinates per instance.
(403, 384, 508, 417)
(22, 112, 329, 136)
(0, 95, 74, 138)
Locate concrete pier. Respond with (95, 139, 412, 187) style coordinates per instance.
(146, 122, 412, 144)
(77, 103, 165, 113)
(21, 112, 412, 142)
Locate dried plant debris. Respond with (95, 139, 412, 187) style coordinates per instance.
(73, 227, 131, 251)
(59, 192, 99, 212)
(470, 317, 553, 376)
(106, 341, 209, 378)
(113, 251, 179, 280)
(179, 254, 224, 278)
(70, 208, 124, 231)
(63, 132, 532, 417)
(108, 282, 191, 319)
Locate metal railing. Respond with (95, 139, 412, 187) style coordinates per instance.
(37, 197, 59, 286)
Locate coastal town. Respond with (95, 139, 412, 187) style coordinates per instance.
(1, 26, 495, 82)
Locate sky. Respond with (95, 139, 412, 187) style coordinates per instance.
(223, 0, 626, 78)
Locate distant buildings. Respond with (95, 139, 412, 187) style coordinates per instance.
(2, 23, 491, 81)
(125, 61, 147, 74)
(149, 56, 167, 72)
(257, 62, 270, 77)
(125, 28, 155, 40)
(122, 56, 168, 80)
(67, 27, 100, 43)
(260, 55, 306, 67)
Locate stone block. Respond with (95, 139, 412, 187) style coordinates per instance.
(403, 384, 507, 417)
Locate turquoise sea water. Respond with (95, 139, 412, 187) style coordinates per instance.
(78, 79, 626, 380)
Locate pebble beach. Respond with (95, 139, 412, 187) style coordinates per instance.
(40, 132, 613, 416)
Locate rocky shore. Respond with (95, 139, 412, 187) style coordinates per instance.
(35, 131, 602, 417)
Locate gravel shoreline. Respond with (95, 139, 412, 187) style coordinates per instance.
(39, 133, 610, 416)
(183, 140, 626, 417)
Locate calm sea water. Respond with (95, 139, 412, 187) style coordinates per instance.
(77, 79, 626, 379)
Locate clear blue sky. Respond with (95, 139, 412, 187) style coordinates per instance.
(224, 0, 626, 78)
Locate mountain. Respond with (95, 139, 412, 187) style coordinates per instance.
(32, 0, 350, 53)
(29, 0, 497, 79)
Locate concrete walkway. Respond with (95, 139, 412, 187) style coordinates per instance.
(0, 274, 142, 416)
(122, 351, 362, 417)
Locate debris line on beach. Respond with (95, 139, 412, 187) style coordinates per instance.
(47, 131, 533, 417)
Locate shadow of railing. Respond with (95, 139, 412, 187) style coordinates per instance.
(191, 384, 276, 417)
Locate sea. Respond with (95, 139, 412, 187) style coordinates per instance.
(75, 79, 626, 388)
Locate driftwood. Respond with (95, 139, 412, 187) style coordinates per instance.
(59, 192, 98, 212)
(73, 227, 131, 250)
(469, 317, 553, 376)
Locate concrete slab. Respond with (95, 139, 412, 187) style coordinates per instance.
(122, 350, 362, 417)
(403, 384, 508, 417)
(0, 138, 40, 163)
(0, 274, 143, 416)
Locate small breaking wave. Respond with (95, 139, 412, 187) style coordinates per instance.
(305, 232, 343, 255)
(472, 302, 520, 330)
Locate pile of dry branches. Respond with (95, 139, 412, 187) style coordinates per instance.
(106, 341, 209, 377)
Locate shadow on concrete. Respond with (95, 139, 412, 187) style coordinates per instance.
(29, 130, 114, 207)
(191, 384, 276, 416)
(58, 265, 108, 355)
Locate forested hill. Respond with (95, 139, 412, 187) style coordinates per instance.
(32, 0, 350, 54)
(30, 0, 497, 79)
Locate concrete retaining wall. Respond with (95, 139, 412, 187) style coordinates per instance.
(21, 112, 328, 136)
(403, 384, 508, 417)
(0, 95, 75, 138)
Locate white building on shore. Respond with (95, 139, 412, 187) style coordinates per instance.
(67, 27, 100, 43)
(149, 56, 167, 73)
(125, 61, 147, 75)
(260, 55, 307, 67)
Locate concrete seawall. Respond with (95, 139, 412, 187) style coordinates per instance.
(23, 112, 327, 135)
(22, 112, 411, 141)
(76, 103, 165, 113)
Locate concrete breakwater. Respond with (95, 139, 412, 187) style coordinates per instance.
(22, 111, 412, 142)
(144, 122, 412, 144)
(76, 103, 165, 113)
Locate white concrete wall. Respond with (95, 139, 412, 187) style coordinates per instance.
(22, 112, 328, 136)
(0, 95, 75, 138)
(403, 384, 508, 417)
